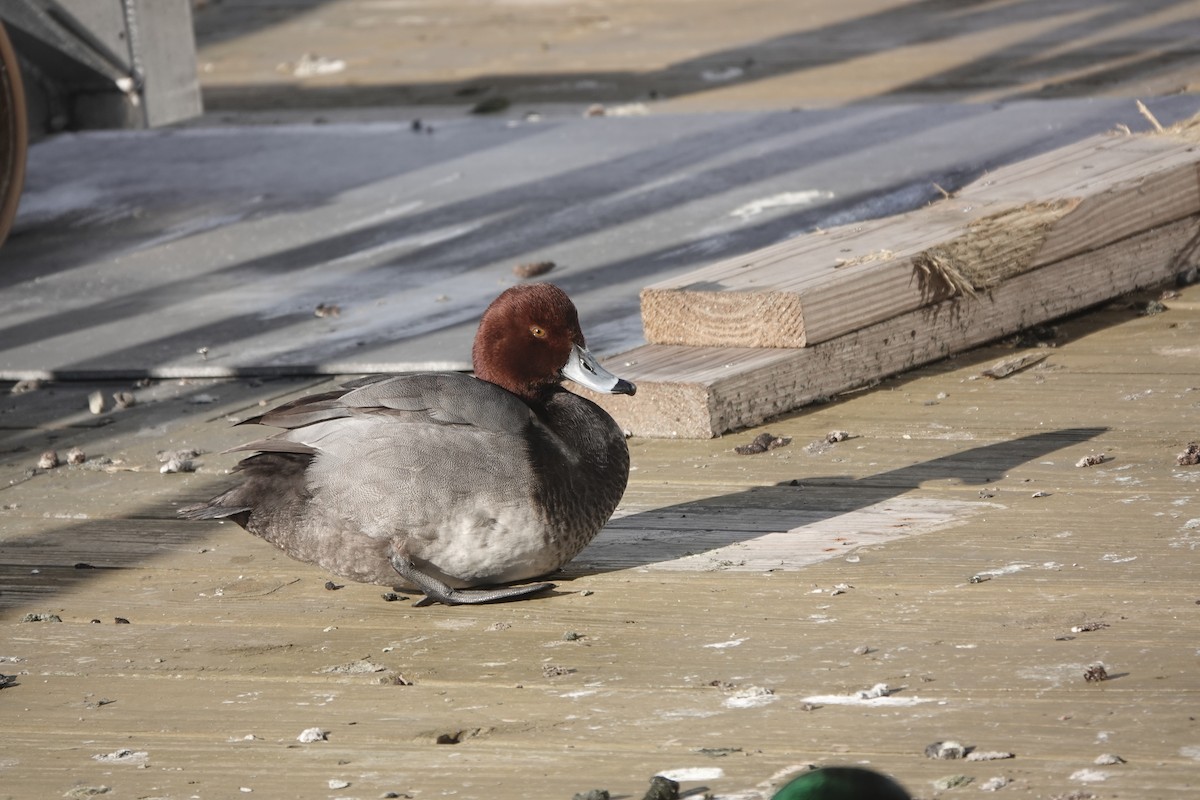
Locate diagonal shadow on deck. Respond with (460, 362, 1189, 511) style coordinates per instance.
(573, 427, 1105, 575)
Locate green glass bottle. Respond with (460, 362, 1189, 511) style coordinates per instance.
(771, 767, 911, 800)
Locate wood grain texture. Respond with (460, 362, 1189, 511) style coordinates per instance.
(641, 131, 1200, 348)
(592, 214, 1200, 437)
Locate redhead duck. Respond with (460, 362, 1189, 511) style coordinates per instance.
(181, 284, 635, 605)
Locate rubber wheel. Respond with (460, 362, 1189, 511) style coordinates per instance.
(0, 20, 28, 248)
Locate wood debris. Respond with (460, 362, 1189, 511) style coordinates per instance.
(734, 432, 791, 454)
(834, 248, 894, 268)
(641, 775, 680, 800)
(857, 682, 893, 699)
(297, 727, 328, 743)
(926, 740, 968, 759)
(934, 775, 973, 790)
(88, 391, 107, 415)
(982, 351, 1049, 378)
(1137, 99, 1165, 133)
(158, 449, 199, 474)
(513, 261, 556, 279)
(573, 791, 610, 800)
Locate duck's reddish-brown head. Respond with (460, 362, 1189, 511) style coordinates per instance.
(472, 283, 635, 401)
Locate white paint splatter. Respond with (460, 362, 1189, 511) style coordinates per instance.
(605, 103, 650, 117)
(292, 53, 346, 78)
(1156, 346, 1200, 357)
(1070, 769, 1109, 782)
(1170, 518, 1200, 549)
(704, 638, 747, 649)
(1101, 553, 1137, 563)
(723, 686, 777, 708)
(657, 767, 725, 781)
(700, 67, 744, 82)
(1179, 745, 1200, 761)
(803, 692, 936, 707)
(730, 191, 833, 220)
(973, 562, 1032, 578)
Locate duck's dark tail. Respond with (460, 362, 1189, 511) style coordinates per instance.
(178, 452, 313, 530)
(177, 501, 249, 521)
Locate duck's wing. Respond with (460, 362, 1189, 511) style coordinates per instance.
(228, 374, 551, 542)
(231, 373, 538, 455)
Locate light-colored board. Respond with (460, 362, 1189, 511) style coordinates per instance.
(641, 131, 1200, 348)
(590, 214, 1199, 437)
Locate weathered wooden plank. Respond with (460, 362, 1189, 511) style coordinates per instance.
(641, 131, 1200, 348)
(591, 214, 1198, 437)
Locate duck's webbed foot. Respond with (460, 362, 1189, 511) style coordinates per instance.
(389, 554, 554, 606)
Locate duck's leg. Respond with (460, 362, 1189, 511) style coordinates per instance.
(389, 554, 554, 606)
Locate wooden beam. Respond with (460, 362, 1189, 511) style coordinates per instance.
(640, 131, 1200, 349)
(592, 214, 1199, 437)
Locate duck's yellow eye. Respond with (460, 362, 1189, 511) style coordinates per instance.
(530, 325, 547, 338)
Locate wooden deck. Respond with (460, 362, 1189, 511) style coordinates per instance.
(3, 285, 1199, 799)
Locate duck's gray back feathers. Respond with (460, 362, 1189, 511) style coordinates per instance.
(182, 373, 627, 589)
